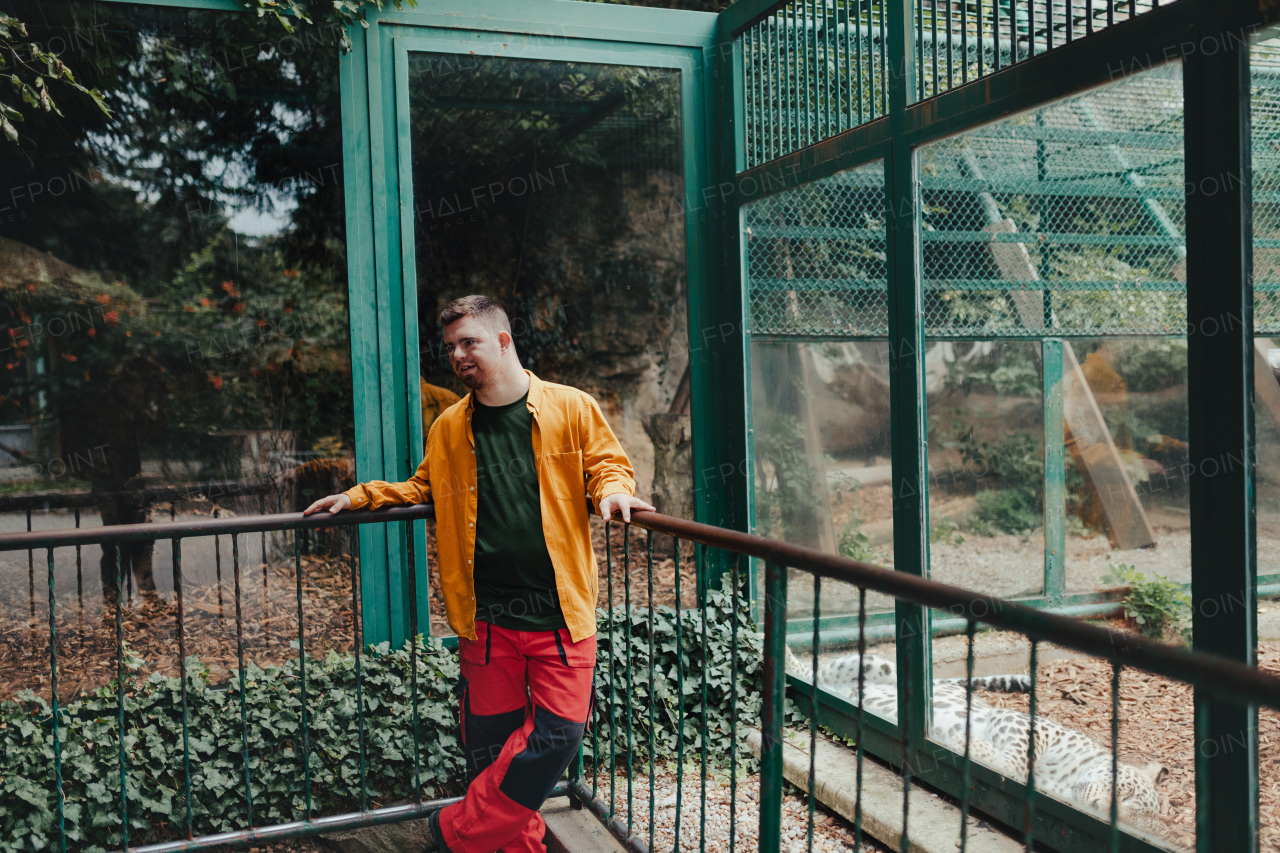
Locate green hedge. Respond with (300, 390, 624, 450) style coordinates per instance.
(590, 575, 766, 767)
(0, 578, 765, 852)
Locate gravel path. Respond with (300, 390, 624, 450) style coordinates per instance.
(587, 762, 888, 853)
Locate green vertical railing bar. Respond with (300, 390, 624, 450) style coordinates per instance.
(759, 561, 787, 853)
(807, 0, 815, 148)
(729, 554, 740, 853)
(806, 575, 820, 853)
(349, 535, 369, 812)
(232, 535, 254, 825)
(27, 510, 32, 618)
(945, 0, 953, 91)
(1043, 339, 1065, 603)
(958, 619, 976, 851)
(1109, 662, 1122, 853)
(855, 588, 867, 846)
(791, 3, 799, 154)
(699, 543, 709, 852)
(977, 0, 984, 76)
(876, 0, 886, 116)
(916, 0, 925, 101)
(47, 548, 66, 853)
(294, 533, 313, 817)
(646, 532, 656, 852)
(930, 0, 938, 97)
(855, 0, 865, 125)
(1184, 5, 1258, 852)
(899, 615, 913, 853)
(835, 0, 844, 134)
(406, 524, 422, 798)
(1023, 640, 1039, 850)
(674, 539, 685, 851)
(173, 538, 194, 837)
(772, 14, 780, 162)
(114, 544, 128, 852)
(824, 0, 832, 140)
(606, 523, 616, 821)
(624, 527, 634, 836)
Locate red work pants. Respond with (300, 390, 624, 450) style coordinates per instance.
(437, 620, 596, 853)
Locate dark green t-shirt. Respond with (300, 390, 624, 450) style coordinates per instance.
(471, 393, 566, 631)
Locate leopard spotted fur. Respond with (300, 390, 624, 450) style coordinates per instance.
(783, 647, 1166, 831)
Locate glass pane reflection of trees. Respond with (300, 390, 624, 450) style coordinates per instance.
(0, 2, 357, 696)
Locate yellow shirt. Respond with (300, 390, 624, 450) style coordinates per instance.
(344, 370, 635, 642)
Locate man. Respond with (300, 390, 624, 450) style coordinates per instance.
(305, 295, 654, 853)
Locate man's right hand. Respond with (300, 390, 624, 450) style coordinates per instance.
(304, 494, 352, 515)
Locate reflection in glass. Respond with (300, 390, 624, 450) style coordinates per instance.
(0, 2, 356, 688)
(925, 340, 1045, 597)
(918, 61, 1188, 850)
(406, 54, 692, 635)
(743, 159, 893, 676)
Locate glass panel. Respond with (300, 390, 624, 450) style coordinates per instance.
(0, 1, 355, 686)
(405, 53, 691, 637)
(1252, 27, 1280, 853)
(919, 61, 1187, 850)
(744, 160, 895, 709)
(925, 340, 1045, 596)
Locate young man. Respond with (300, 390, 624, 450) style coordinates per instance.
(304, 295, 654, 853)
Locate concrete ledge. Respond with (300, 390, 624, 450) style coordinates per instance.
(747, 728, 1022, 853)
(543, 800, 632, 853)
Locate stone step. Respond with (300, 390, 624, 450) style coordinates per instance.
(544, 799, 631, 853)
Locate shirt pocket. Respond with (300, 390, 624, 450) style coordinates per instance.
(544, 450, 586, 501)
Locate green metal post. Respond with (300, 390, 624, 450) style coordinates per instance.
(705, 15, 751, 596)
(1043, 339, 1065, 604)
(1184, 6, 1259, 852)
(885, 0, 930, 771)
(759, 560, 787, 853)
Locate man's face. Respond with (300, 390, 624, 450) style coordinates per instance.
(443, 315, 504, 390)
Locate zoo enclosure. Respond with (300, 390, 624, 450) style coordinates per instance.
(11, 506, 1280, 853)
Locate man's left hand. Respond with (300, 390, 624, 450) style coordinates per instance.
(599, 493, 656, 523)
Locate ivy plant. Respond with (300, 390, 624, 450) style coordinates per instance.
(0, 581, 766, 852)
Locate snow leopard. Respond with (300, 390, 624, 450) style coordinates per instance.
(783, 647, 1166, 830)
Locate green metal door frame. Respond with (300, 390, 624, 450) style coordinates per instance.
(90, 0, 729, 647)
(343, 0, 719, 647)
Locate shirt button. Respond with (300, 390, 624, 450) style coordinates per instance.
(467, 559, 472, 564)
(469, 522, 474, 527)
(470, 486, 475, 491)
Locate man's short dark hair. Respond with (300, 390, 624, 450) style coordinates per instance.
(439, 295, 513, 337)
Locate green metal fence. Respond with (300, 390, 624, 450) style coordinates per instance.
(581, 510, 1280, 853)
(0, 505, 505, 853)
(7, 504, 1280, 852)
(738, 1, 1174, 170)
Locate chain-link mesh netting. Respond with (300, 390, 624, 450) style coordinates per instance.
(912, 1, 1174, 103)
(744, 160, 888, 337)
(919, 61, 1185, 338)
(1253, 40, 1280, 333)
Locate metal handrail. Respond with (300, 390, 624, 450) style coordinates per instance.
(0, 503, 436, 550)
(622, 510, 1280, 710)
